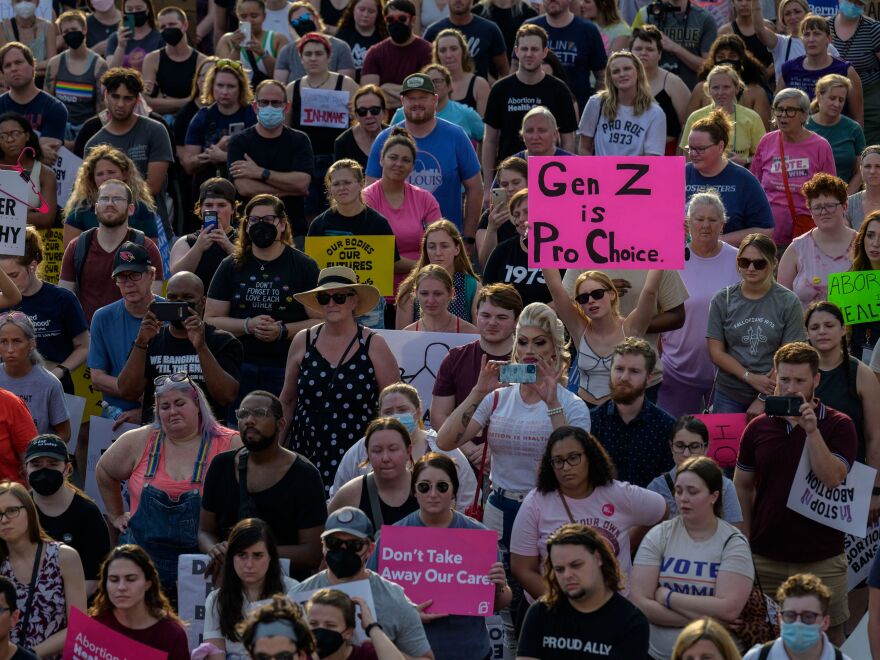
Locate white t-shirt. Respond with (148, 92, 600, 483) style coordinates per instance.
(770, 35, 840, 78)
(263, 2, 294, 35)
(472, 384, 591, 492)
(578, 97, 667, 156)
(634, 517, 754, 660)
(328, 429, 477, 511)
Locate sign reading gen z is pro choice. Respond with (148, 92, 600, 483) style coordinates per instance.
(528, 156, 685, 270)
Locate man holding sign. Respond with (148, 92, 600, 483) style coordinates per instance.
(734, 342, 857, 644)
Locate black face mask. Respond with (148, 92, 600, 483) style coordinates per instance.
(248, 221, 278, 249)
(313, 628, 345, 658)
(161, 27, 184, 46)
(325, 548, 362, 578)
(242, 429, 276, 452)
(129, 10, 149, 27)
(292, 19, 318, 36)
(62, 30, 86, 50)
(28, 468, 65, 497)
(387, 20, 412, 44)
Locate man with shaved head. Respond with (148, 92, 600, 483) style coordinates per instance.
(117, 270, 242, 423)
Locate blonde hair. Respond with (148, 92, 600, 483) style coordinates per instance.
(573, 270, 621, 318)
(513, 302, 570, 385)
(396, 220, 478, 305)
(599, 51, 654, 120)
(671, 618, 741, 660)
(704, 64, 745, 100)
(65, 144, 156, 217)
(811, 73, 851, 113)
(414, 264, 454, 294)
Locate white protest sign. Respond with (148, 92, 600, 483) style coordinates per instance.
(846, 522, 880, 591)
(376, 330, 476, 417)
(84, 415, 138, 514)
(52, 147, 83, 207)
(63, 394, 86, 455)
(300, 87, 350, 129)
(786, 445, 877, 537)
(486, 614, 512, 660)
(289, 579, 376, 642)
(0, 169, 30, 256)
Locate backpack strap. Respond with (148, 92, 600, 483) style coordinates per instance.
(758, 641, 774, 660)
(74, 227, 147, 291)
(365, 472, 384, 530)
(664, 471, 675, 494)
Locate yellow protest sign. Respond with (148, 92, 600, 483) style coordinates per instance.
(305, 235, 395, 296)
(71, 364, 106, 422)
(37, 228, 65, 284)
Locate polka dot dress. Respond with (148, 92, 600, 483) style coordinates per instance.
(288, 325, 379, 493)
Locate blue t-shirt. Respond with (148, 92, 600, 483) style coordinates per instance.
(2, 282, 87, 364)
(685, 161, 774, 235)
(0, 91, 68, 141)
(88, 296, 164, 411)
(391, 100, 484, 142)
(523, 15, 607, 109)
(423, 15, 507, 79)
(366, 118, 481, 229)
(184, 104, 257, 148)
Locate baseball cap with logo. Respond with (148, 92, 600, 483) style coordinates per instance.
(321, 506, 375, 540)
(112, 241, 152, 277)
(25, 434, 70, 463)
(401, 73, 435, 95)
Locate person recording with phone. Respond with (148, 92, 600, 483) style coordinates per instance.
(105, 0, 163, 72)
(116, 271, 242, 424)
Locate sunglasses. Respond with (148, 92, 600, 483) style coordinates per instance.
(290, 12, 312, 24)
(215, 58, 244, 72)
(0, 311, 28, 324)
(736, 257, 768, 270)
(154, 372, 192, 387)
(356, 105, 383, 117)
(416, 481, 451, 494)
(574, 289, 610, 304)
(386, 14, 409, 23)
(315, 292, 354, 305)
(324, 536, 367, 552)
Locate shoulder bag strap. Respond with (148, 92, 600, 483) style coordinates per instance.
(468, 389, 498, 511)
(664, 471, 675, 494)
(758, 641, 774, 660)
(18, 542, 43, 639)
(558, 491, 576, 523)
(365, 473, 384, 529)
(778, 131, 800, 223)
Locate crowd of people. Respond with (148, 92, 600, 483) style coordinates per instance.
(0, 0, 877, 657)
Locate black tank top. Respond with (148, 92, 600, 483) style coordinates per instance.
(453, 74, 479, 111)
(732, 21, 773, 68)
(655, 72, 682, 140)
(817, 355, 865, 461)
(357, 474, 419, 529)
(156, 49, 200, 100)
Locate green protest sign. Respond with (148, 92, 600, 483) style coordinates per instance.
(827, 271, 880, 325)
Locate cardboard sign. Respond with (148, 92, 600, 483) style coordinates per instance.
(378, 525, 497, 615)
(786, 445, 877, 537)
(64, 394, 86, 455)
(846, 522, 880, 591)
(828, 271, 880, 326)
(36, 228, 64, 284)
(527, 156, 685, 270)
(52, 147, 82, 207)
(693, 413, 748, 469)
(0, 170, 29, 256)
(300, 87, 350, 129)
(289, 579, 375, 642)
(63, 607, 167, 660)
(305, 235, 395, 296)
(84, 415, 138, 514)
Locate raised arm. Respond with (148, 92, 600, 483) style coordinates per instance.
(435, 356, 497, 451)
(541, 267, 587, 340)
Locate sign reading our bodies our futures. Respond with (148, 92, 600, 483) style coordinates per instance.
(527, 156, 686, 270)
(305, 235, 395, 296)
(828, 271, 880, 325)
(378, 526, 498, 616)
(0, 169, 29, 255)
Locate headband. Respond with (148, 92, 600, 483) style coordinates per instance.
(297, 32, 331, 54)
(253, 620, 299, 641)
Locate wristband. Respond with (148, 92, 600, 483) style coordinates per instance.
(665, 590, 672, 609)
(243, 317, 252, 335)
(873, 487, 880, 496)
(364, 622, 383, 636)
(133, 341, 149, 350)
(462, 236, 476, 245)
(757, 393, 768, 402)
(58, 365, 71, 379)
(546, 406, 564, 417)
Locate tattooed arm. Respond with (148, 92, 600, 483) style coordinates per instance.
(436, 355, 500, 451)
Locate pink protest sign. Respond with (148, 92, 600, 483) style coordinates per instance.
(63, 607, 167, 660)
(694, 413, 748, 469)
(378, 525, 498, 616)
(528, 156, 685, 270)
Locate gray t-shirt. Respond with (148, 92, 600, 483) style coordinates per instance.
(288, 570, 431, 657)
(276, 36, 355, 81)
(706, 282, 806, 403)
(578, 96, 667, 156)
(647, 467, 743, 524)
(0, 365, 69, 434)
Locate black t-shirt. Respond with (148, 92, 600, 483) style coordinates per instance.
(336, 27, 384, 77)
(482, 236, 553, 307)
(140, 324, 243, 422)
(423, 16, 508, 79)
(184, 228, 239, 292)
(308, 207, 400, 260)
(476, 208, 517, 245)
(86, 14, 117, 49)
(201, 449, 328, 577)
(517, 593, 650, 659)
(207, 247, 320, 363)
(10, 647, 38, 660)
(174, 100, 200, 148)
(38, 492, 112, 581)
(484, 73, 579, 162)
(473, 3, 537, 63)
(334, 128, 370, 170)
(227, 126, 315, 236)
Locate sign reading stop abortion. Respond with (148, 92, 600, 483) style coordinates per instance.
(528, 156, 686, 270)
(378, 526, 498, 616)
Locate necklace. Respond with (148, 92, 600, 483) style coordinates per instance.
(422, 314, 454, 332)
(252, 253, 269, 271)
(307, 72, 332, 88)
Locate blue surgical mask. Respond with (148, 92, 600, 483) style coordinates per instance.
(781, 621, 822, 653)
(391, 413, 416, 433)
(839, 0, 864, 18)
(257, 106, 285, 129)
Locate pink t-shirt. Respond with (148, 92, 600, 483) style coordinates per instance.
(750, 130, 836, 245)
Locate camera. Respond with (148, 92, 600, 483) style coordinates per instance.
(648, 1, 678, 17)
(764, 396, 803, 417)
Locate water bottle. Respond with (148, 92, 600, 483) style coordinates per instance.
(100, 401, 124, 420)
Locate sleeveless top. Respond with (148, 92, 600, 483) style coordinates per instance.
(291, 74, 350, 156)
(413, 271, 476, 323)
(414, 316, 462, 332)
(239, 30, 278, 80)
(357, 474, 419, 528)
(55, 51, 100, 125)
(452, 75, 479, 111)
(290, 324, 380, 490)
(157, 48, 199, 100)
(789, 229, 855, 308)
(1, 542, 66, 653)
(1, 19, 48, 61)
(732, 21, 773, 68)
(321, 0, 346, 28)
(577, 325, 626, 401)
(817, 356, 865, 461)
(655, 71, 681, 141)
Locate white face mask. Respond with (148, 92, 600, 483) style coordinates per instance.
(14, 1, 37, 19)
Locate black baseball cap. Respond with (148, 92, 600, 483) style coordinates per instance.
(112, 241, 152, 277)
(25, 435, 69, 463)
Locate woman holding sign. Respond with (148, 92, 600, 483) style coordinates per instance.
(847, 210, 880, 355)
(0, 113, 57, 230)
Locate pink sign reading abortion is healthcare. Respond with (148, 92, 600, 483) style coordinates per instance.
(378, 525, 498, 616)
(528, 156, 685, 270)
(63, 607, 167, 660)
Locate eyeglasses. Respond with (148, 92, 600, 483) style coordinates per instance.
(672, 441, 706, 454)
(324, 536, 367, 552)
(235, 407, 275, 420)
(683, 143, 718, 155)
(215, 58, 243, 71)
(256, 99, 286, 108)
(0, 130, 25, 141)
(0, 311, 27, 324)
(781, 610, 823, 624)
(355, 106, 383, 117)
(550, 452, 584, 470)
(416, 481, 451, 494)
(154, 372, 191, 387)
(810, 201, 842, 215)
(97, 195, 129, 205)
(574, 289, 610, 304)
(113, 271, 144, 283)
(316, 292, 354, 305)
(773, 106, 803, 117)
(737, 257, 769, 270)
(0, 506, 24, 521)
(246, 214, 280, 225)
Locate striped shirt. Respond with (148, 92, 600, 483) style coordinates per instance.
(830, 15, 880, 86)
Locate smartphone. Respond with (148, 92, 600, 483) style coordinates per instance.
(499, 363, 537, 384)
(228, 122, 245, 135)
(764, 395, 803, 417)
(239, 20, 252, 42)
(150, 301, 191, 322)
(491, 187, 507, 207)
(203, 210, 219, 232)
(123, 13, 136, 32)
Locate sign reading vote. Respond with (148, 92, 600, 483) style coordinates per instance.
(63, 607, 166, 660)
(786, 445, 877, 538)
(305, 235, 395, 296)
(0, 170, 29, 255)
(528, 156, 685, 270)
(693, 413, 747, 469)
(828, 271, 880, 325)
(378, 526, 497, 616)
